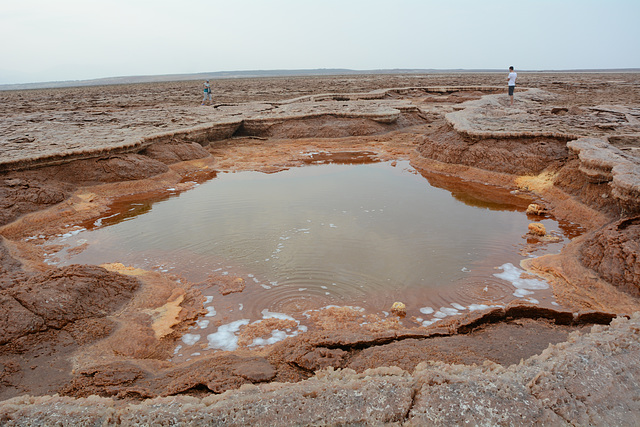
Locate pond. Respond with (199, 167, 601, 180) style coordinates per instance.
(45, 158, 581, 357)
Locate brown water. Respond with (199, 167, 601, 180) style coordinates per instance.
(44, 160, 582, 356)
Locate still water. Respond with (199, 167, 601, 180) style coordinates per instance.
(48, 160, 576, 340)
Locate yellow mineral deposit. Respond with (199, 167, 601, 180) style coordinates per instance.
(526, 203, 547, 216)
(528, 222, 547, 236)
(391, 301, 406, 317)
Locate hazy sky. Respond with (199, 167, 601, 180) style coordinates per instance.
(1, 0, 639, 84)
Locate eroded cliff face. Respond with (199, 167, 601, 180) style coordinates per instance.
(580, 216, 640, 297)
(1, 73, 639, 424)
(2, 314, 639, 426)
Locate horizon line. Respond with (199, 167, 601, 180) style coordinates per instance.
(2, 67, 639, 90)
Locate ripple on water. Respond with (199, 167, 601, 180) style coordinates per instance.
(452, 278, 516, 305)
(255, 284, 339, 314)
(45, 161, 574, 359)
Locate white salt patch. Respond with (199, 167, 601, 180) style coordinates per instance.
(451, 303, 466, 311)
(94, 213, 119, 227)
(432, 307, 461, 319)
(61, 228, 85, 239)
(551, 301, 560, 306)
(461, 267, 470, 272)
(261, 309, 295, 321)
(207, 319, 250, 351)
(422, 319, 440, 327)
(173, 344, 182, 355)
(330, 224, 337, 228)
(419, 307, 434, 315)
(527, 298, 540, 304)
(298, 288, 307, 291)
(468, 304, 491, 311)
(181, 334, 201, 346)
(321, 286, 328, 289)
(205, 306, 217, 317)
(205, 296, 214, 304)
(494, 263, 549, 297)
(261, 284, 272, 289)
(196, 319, 210, 329)
(167, 188, 175, 191)
(250, 330, 288, 347)
(239, 303, 244, 311)
(514, 288, 534, 297)
(191, 352, 201, 356)
(243, 310, 309, 348)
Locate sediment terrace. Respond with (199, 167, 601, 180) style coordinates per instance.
(1, 73, 639, 425)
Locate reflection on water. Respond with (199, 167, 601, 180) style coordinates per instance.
(46, 160, 580, 355)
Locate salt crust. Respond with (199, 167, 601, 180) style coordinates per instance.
(184, 261, 553, 351)
(2, 314, 639, 425)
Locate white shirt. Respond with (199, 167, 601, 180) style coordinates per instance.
(508, 72, 517, 86)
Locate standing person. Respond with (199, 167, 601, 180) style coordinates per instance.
(202, 80, 212, 105)
(507, 66, 517, 106)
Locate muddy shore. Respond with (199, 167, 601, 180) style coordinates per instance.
(1, 73, 639, 425)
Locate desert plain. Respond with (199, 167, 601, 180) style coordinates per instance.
(0, 72, 639, 425)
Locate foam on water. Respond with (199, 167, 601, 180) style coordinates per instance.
(190, 309, 312, 353)
(493, 263, 549, 297)
(419, 307, 435, 315)
(181, 333, 201, 346)
(417, 302, 505, 326)
(206, 319, 250, 351)
(196, 319, 209, 329)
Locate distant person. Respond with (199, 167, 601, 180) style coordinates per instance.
(507, 66, 517, 106)
(202, 80, 213, 105)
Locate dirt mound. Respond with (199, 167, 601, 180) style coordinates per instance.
(580, 216, 640, 297)
(140, 141, 210, 165)
(0, 178, 70, 227)
(416, 122, 570, 175)
(0, 238, 140, 401)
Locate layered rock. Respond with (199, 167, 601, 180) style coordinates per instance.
(567, 137, 640, 214)
(580, 216, 640, 297)
(2, 314, 639, 426)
